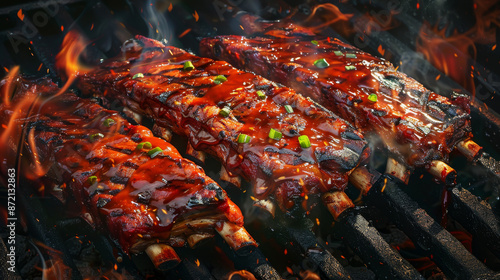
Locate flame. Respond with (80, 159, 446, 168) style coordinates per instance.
(299, 270, 321, 280)
(301, 4, 354, 35)
(416, 0, 499, 96)
(0, 76, 39, 171)
(362, 8, 401, 35)
(27, 127, 52, 178)
(0, 74, 57, 180)
(33, 240, 133, 279)
(2, 66, 20, 106)
(55, 30, 92, 97)
(32, 242, 72, 280)
(226, 270, 257, 280)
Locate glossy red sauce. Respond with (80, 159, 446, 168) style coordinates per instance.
(0, 78, 242, 253)
(200, 34, 472, 168)
(79, 37, 369, 211)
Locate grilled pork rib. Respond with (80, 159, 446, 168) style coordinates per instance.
(0, 77, 249, 254)
(77, 36, 369, 213)
(200, 22, 472, 169)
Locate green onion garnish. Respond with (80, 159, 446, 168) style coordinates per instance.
(148, 147, 163, 158)
(345, 65, 356, 71)
(237, 134, 251, 144)
(89, 133, 104, 142)
(136, 142, 152, 150)
(311, 40, 319, 46)
(103, 118, 115, 127)
(298, 135, 311, 148)
(368, 94, 378, 103)
(219, 107, 231, 117)
(183, 61, 195, 71)
(256, 90, 266, 100)
(268, 128, 282, 140)
(313, 58, 329, 68)
(334, 50, 343, 56)
(133, 73, 144, 79)
(214, 75, 227, 84)
(87, 176, 98, 185)
(346, 53, 357, 58)
(284, 105, 294, 113)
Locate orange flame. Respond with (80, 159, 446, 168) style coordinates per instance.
(416, 0, 499, 96)
(27, 127, 52, 178)
(226, 270, 257, 280)
(362, 9, 401, 35)
(0, 76, 40, 173)
(301, 4, 354, 35)
(299, 270, 321, 280)
(2, 66, 20, 106)
(33, 242, 72, 280)
(55, 30, 92, 96)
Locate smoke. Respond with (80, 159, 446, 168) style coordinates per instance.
(141, 0, 173, 43)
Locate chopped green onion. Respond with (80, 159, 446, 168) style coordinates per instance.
(183, 61, 195, 71)
(334, 50, 343, 56)
(219, 107, 231, 117)
(103, 118, 115, 127)
(268, 128, 282, 140)
(133, 73, 144, 79)
(313, 58, 329, 68)
(368, 94, 378, 103)
(256, 90, 266, 100)
(345, 65, 356, 71)
(237, 134, 251, 144)
(284, 105, 294, 113)
(298, 135, 311, 148)
(136, 142, 152, 150)
(87, 176, 98, 185)
(89, 133, 104, 142)
(148, 147, 163, 158)
(346, 53, 357, 58)
(214, 75, 227, 84)
(311, 40, 319, 46)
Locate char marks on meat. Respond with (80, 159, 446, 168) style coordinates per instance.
(199, 20, 472, 168)
(0, 77, 245, 254)
(78, 36, 369, 212)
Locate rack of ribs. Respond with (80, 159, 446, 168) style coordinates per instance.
(200, 18, 474, 184)
(75, 35, 369, 218)
(0, 76, 256, 270)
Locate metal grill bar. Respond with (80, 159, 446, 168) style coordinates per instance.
(366, 179, 499, 279)
(256, 214, 352, 280)
(336, 210, 424, 279)
(216, 234, 280, 280)
(164, 247, 216, 280)
(449, 186, 500, 258)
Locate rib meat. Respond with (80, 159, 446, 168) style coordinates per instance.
(199, 21, 472, 168)
(0, 77, 249, 254)
(77, 36, 369, 213)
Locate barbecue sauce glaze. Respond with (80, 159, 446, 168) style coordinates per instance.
(0, 78, 244, 253)
(200, 32, 472, 169)
(79, 37, 369, 213)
